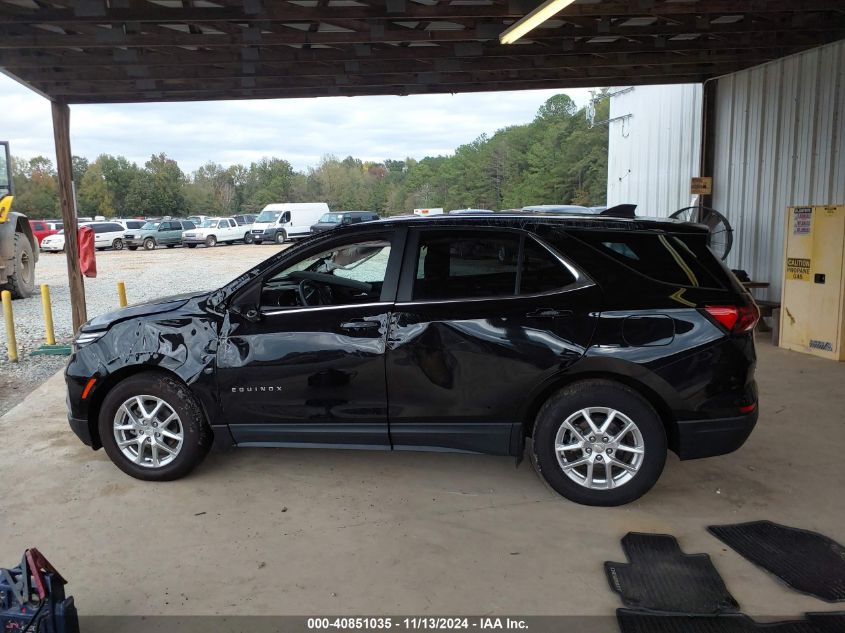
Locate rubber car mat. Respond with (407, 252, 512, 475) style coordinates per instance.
(708, 521, 845, 602)
(605, 533, 740, 614)
(617, 609, 845, 633)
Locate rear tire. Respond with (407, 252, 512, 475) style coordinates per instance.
(143, 237, 155, 251)
(205, 235, 217, 247)
(4, 232, 35, 299)
(531, 380, 667, 506)
(243, 232, 254, 244)
(98, 372, 212, 481)
(112, 238, 124, 250)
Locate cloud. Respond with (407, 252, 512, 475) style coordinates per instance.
(0, 73, 593, 173)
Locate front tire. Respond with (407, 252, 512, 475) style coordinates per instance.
(274, 231, 286, 245)
(186, 243, 197, 249)
(531, 380, 667, 506)
(143, 237, 156, 251)
(5, 232, 35, 298)
(98, 372, 212, 481)
(127, 245, 138, 251)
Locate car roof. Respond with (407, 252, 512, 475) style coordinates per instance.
(354, 213, 707, 235)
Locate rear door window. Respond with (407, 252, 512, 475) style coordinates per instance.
(520, 238, 576, 294)
(413, 232, 520, 300)
(575, 230, 728, 288)
(410, 231, 578, 301)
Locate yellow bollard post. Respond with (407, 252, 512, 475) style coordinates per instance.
(2, 290, 18, 363)
(41, 284, 56, 346)
(117, 280, 127, 308)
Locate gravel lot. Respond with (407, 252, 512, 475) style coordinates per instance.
(0, 242, 286, 415)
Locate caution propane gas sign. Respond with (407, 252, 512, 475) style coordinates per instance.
(786, 257, 812, 280)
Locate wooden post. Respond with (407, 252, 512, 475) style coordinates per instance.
(699, 79, 717, 209)
(51, 101, 87, 333)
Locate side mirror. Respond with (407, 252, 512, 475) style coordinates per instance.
(229, 283, 262, 323)
(231, 303, 261, 323)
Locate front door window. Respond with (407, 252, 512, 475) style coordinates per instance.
(261, 240, 392, 310)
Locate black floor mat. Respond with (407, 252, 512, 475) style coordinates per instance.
(708, 521, 845, 602)
(617, 609, 845, 633)
(605, 533, 740, 614)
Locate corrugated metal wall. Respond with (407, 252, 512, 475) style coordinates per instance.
(713, 40, 845, 302)
(606, 83, 702, 215)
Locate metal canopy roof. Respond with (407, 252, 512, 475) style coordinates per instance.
(0, 0, 843, 104)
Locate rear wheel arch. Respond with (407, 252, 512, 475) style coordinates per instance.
(86, 366, 212, 449)
(522, 371, 677, 451)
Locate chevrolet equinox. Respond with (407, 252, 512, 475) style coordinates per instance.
(66, 214, 759, 506)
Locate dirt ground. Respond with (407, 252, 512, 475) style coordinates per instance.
(0, 338, 843, 620)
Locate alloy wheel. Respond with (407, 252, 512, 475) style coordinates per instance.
(554, 407, 645, 490)
(113, 395, 184, 468)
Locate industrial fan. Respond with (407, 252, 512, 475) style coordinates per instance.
(670, 205, 734, 261)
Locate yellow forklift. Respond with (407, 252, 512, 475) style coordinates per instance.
(0, 141, 38, 298)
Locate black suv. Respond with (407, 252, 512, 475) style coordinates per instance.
(311, 211, 380, 234)
(65, 214, 759, 506)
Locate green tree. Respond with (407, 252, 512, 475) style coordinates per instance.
(124, 153, 187, 216)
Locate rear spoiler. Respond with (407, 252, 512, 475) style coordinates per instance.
(600, 204, 637, 219)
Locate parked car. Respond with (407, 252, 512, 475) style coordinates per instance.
(29, 219, 62, 246)
(124, 219, 195, 251)
(41, 221, 129, 252)
(182, 217, 246, 248)
(187, 214, 212, 226)
(310, 211, 380, 234)
(232, 214, 256, 244)
(251, 203, 329, 244)
(65, 214, 760, 505)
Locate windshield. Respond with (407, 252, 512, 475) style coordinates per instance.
(198, 219, 218, 228)
(319, 213, 343, 224)
(256, 210, 281, 223)
(141, 222, 159, 230)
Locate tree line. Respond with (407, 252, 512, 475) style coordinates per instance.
(11, 92, 609, 220)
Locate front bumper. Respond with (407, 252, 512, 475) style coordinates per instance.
(251, 228, 278, 242)
(123, 237, 147, 246)
(181, 236, 207, 244)
(675, 408, 758, 460)
(41, 243, 63, 252)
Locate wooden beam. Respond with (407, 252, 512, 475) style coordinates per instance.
(0, 29, 833, 69)
(0, 13, 840, 48)
(50, 101, 86, 333)
(1, 0, 841, 23)
(54, 72, 726, 104)
(26, 59, 766, 95)
(12, 49, 806, 84)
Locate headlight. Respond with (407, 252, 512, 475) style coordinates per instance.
(74, 331, 105, 350)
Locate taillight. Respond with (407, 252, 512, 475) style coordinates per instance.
(705, 304, 759, 333)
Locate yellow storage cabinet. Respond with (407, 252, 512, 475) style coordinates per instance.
(780, 205, 845, 360)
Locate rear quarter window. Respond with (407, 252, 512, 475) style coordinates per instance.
(574, 230, 731, 289)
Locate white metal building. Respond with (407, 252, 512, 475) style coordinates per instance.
(607, 40, 845, 303)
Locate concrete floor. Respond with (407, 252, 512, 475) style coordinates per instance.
(0, 338, 843, 617)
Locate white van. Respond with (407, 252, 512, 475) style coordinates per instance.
(251, 202, 330, 244)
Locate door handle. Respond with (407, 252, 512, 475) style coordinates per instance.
(526, 308, 573, 319)
(340, 319, 380, 331)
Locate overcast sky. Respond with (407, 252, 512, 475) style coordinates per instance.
(0, 73, 592, 174)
